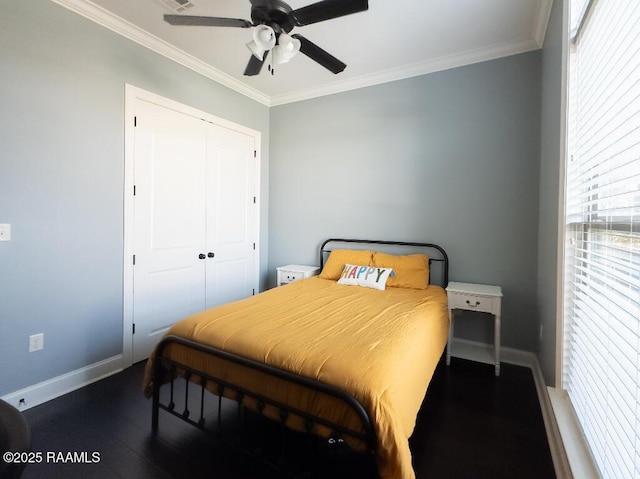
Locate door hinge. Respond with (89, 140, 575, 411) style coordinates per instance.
(132, 323, 136, 334)
(134, 116, 137, 127)
(133, 254, 136, 265)
(252, 289, 255, 295)
(253, 243, 256, 250)
(133, 185, 136, 196)
(253, 196, 256, 204)
(254, 150, 256, 158)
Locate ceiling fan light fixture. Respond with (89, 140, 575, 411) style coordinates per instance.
(246, 24, 276, 60)
(164, 0, 370, 76)
(273, 33, 301, 64)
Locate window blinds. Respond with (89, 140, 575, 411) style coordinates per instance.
(564, 1, 640, 478)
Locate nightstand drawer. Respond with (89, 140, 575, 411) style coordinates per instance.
(448, 292, 498, 315)
(279, 270, 305, 284)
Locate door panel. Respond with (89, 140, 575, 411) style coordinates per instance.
(132, 100, 207, 362)
(205, 124, 257, 309)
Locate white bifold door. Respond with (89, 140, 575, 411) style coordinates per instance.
(131, 99, 258, 363)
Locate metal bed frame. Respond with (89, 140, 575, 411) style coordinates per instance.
(151, 238, 449, 478)
(319, 238, 449, 285)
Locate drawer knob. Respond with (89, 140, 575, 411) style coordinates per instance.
(466, 300, 480, 307)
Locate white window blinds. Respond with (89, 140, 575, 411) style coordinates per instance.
(564, 1, 640, 478)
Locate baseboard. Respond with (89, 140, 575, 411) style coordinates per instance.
(451, 339, 572, 479)
(1, 355, 123, 411)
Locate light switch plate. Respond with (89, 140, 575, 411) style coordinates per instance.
(0, 224, 10, 241)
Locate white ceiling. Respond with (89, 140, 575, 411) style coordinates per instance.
(53, 0, 553, 106)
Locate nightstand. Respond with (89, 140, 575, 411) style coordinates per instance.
(276, 264, 320, 286)
(445, 281, 503, 376)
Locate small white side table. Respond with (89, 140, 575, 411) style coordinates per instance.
(276, 264, 320, 286)
(445, 282, 503, 376)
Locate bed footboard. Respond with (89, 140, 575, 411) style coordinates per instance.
(151, 335, 379, 478)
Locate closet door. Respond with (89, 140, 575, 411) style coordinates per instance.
(132, 100, 207, 363)
(205, 124, 257, 309)
(126, 89, 260, 364)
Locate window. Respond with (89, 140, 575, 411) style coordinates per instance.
(563, 1, 640, 478)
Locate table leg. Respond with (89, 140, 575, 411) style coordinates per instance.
(446, 309, 454, 366)
(494, 313, 501, 376)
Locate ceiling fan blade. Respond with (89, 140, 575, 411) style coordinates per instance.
(244, 54, 266, 76)
(292, 0, 368, 26)
(164, 15, 253, 28)
(291, 34, 346, 74)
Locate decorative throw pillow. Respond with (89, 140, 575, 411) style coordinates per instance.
(337, 264, 394, 290)
(319, 249, 374, 280)
(372, 252, 430, 289)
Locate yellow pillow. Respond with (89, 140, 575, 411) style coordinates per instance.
(319, 249, 374, 280)
(372, 252, 430, 289)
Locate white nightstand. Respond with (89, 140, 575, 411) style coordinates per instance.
(445, 281, 503, 376)
(276, 264, 320, 286)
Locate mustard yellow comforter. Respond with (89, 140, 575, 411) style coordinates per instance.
(144, 277, 449, 479)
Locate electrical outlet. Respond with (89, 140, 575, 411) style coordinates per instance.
(0, 224, 10, 241)
(29, 333, 44, 352)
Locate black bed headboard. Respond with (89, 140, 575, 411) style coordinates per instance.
(319, 238, 449, 287)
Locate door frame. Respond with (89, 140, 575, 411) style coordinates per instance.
(122, 84, 261, 368)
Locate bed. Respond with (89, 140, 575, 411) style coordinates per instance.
(144, 238, 450, 479)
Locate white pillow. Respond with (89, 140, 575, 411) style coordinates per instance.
(337, 264, 394, 290)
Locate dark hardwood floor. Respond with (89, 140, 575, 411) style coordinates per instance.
(20, 358, 556, 479)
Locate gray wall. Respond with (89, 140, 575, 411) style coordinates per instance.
(0, 0, 269, 396)
(537, 0, 565, 386)
(269, 52, 542, 352)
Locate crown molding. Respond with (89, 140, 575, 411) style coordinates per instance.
(51, 0, 549, 107)
(50, 0, 271, 106)
(270, 37, 541, 106)
(533, 0, 554, 47)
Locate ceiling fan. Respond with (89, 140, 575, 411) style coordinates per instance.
(164, 0, 369, 76)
